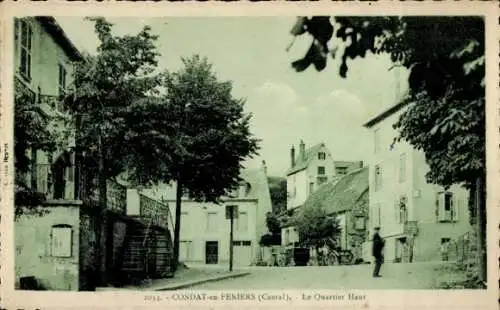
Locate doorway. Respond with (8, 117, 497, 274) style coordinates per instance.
(205, 241, 219, 264)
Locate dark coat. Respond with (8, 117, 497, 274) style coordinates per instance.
(372, 232, 385, 258)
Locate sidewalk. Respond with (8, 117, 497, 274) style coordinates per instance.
(97, 264, 250, 291)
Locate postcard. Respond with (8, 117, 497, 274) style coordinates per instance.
(0, 1, 498, 309)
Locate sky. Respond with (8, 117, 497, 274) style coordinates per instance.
(56, 16, 409, 177)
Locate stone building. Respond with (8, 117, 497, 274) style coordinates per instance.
(362, 101, 472, 263)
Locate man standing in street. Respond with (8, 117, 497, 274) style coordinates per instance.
(372, 227, 385, 277)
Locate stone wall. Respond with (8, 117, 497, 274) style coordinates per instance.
(15, 203, 81, 290)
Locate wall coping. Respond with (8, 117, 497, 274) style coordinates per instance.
(43, 199, 84, 206)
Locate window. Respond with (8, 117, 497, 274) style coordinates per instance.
(51, 224, 73, 257)
(436, 191, 457, 222)
(235, 212, 248, 232)
(398, 196, 408, 224)
(16, 19, 33, 80)
(374, 165, 382, 191)
(318, 152, 326, 160)
(206, 212, 218, 232)
(67, 165, 74, 182)
(180, 211, 188, 231)
(355, 217, 365, 230)
(441, 237, 451, 244)
(399, 153, 407, 182)
(317, 166, 325, 175)
(180, 240, 192, 261)
(371, 203, 381, 227)
(374, 129, 380, 154)
(317, 176, 327, 185)
(309, 182, 314, 194)
(336, 167, 348, 176)
(233, 240, 251, 246)
(58, 64, 67, 98)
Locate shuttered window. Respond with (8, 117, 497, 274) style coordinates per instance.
(436, 191, 457, 222)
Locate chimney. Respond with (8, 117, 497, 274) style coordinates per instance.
(262, 160, 267, 174)
(291, 145, 296, 167)
(299, 140, 305, 161)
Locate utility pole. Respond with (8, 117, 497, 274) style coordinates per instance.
(226, 205, 237, 272)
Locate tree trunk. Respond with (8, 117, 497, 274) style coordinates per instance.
(475, 175, 486, 284)
(171, 180, 183, 272)
(97, 133, 108, 287)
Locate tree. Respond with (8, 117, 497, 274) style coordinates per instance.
(288, 16, 486, 284)
(268, 176, 287, 213)
(292, 203, 341, 250)
(65, 17, 161, 286)
(265, 211, 281, 235)
(127, 55, 260, 271)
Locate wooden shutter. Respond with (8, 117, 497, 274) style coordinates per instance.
(436, 192, 445, 222)
(395, 200, 400, 223)
(435, 193, 441, 222)
(452, 195, 458, 222)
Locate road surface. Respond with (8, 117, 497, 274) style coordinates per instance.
(188, 262, 444, 290)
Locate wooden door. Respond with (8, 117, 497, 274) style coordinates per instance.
(205, 241, 218, 264)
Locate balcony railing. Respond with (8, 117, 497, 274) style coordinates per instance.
(139, 194, 170, 229)
(76, 172, 127, 215)
(106, 180, 127, 214)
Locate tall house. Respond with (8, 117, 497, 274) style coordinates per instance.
(14, 16, 83, 200)
(281, 140, 362, 246)
(362, 102, 472, 263)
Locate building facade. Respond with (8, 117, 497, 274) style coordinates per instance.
(14, 16, 84, 290)
(144, 163, 273, 267)
(14, 16, 81, 200)
(281, 140, 363, 246)
(362, 103, 472, 263)
(302, 167, 369, 261)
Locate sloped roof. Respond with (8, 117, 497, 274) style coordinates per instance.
(303, 167, 369, 214)
(287, 143, 325, 175)
(363, 101, 409, 128)
(237, 169, 262, 200)
(35, 17, 83, 61)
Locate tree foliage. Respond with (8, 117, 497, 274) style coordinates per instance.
(268, 176, 287, 213)
(265, 211, 281, 235)
(130, 55, 260, 201)
(64, 17, 162, 192)
(292, 204, 341, 248)
(289, 16, 485, 188)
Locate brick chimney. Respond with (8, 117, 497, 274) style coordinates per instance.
(291, 145, 296, 167)
(299, 140, 305, 161)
